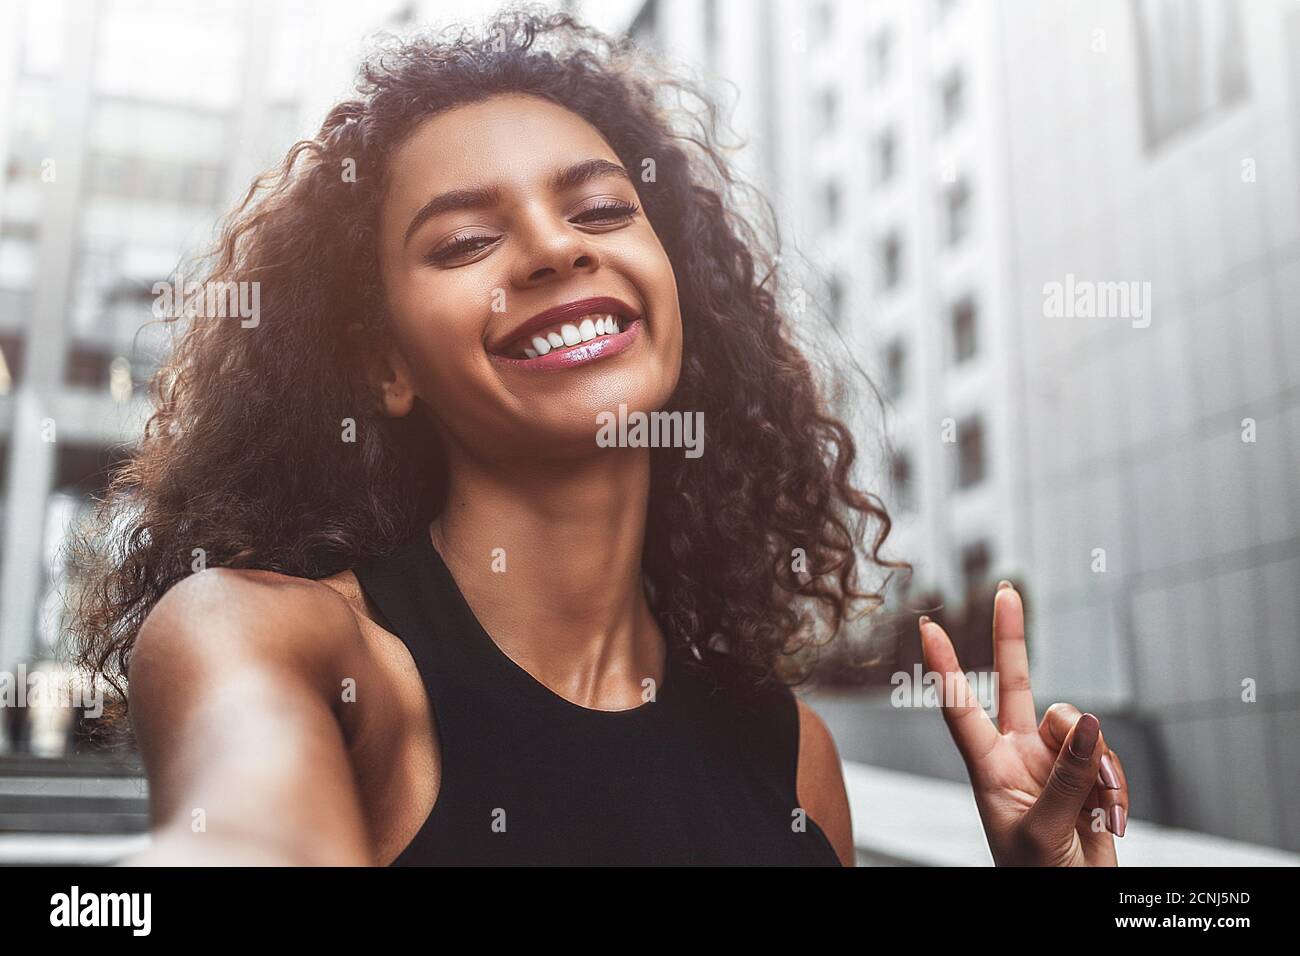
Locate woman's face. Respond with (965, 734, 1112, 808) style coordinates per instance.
(376, 93, 683, 461)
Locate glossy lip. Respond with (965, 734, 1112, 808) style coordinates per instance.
(488, 295, 641, 356)
(491, 318, 642, 371)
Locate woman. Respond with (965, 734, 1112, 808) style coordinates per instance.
(69, 9, 1129, 866)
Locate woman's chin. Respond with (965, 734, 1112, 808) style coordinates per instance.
(502, 401, 668, 459)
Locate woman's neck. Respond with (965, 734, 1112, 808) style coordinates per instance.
(429, 446, 665, 710)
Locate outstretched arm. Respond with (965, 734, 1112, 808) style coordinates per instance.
(124, 569, 374, 866)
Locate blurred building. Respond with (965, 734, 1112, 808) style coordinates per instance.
(796, 0, 1024, 611)
(0, 0, 408, 749)
(610, 0, 1300, 851)
(996, 0, 1300, 850)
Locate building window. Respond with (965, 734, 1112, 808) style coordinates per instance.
(890, 450, 914, 511)
(880, 232, 903, 290)
(828, 273, 844, 327)
(822, 179, 841, 230)
(102, 281, 153, 310)
(704, 0, 719, 66)
(944, 178, 971, 245)
(884, 339, 906, 400)
(86, 153, 223, 208)
(869, 28, 892, 86)
(874, 128, 897, 186)
(86, 152, 134, 196)
(64, 344, 115, 390)
(951, 296, 977, 363)
(815, 1, 834, 44)
(180, 164, 222, 207)
(1134, 0, 1247, 150)
(939, 69, 965, 132)
(817, 86, 838, 136)
(960, 540, 992, 597)
(0, 229, 38, 290)
(956, 417, 986, 488)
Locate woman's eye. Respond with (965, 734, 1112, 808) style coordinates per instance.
(423, 201, 639, 266)
(425, 235, 498, 264)
(572, 200, 640, 224)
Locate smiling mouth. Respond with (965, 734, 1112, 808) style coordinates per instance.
(490, 312, 642, 370)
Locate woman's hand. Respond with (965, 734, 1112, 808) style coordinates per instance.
(918, 581, 1129, 866)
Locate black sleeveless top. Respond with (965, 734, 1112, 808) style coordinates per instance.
(352, 527, 842, 866)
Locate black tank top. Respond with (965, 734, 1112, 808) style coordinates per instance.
(352, 526, 842, 866)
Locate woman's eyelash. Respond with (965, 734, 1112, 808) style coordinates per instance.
(572, 199, 640, 222)
(425, 235, 497, 264)
(424, 200, 641, 264)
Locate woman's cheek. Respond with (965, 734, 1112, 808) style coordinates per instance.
(422, 342, 486, 407)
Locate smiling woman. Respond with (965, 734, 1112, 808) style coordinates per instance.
(63, 7, 907, 867)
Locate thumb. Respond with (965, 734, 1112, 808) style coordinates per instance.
(1024, 712, 1104, 842)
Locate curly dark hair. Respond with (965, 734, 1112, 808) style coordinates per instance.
(66, 4, 903, 737)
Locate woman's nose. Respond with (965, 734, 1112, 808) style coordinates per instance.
(511, 212, 600, 286)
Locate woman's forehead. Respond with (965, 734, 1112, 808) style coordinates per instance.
(390, 94, 614, 193)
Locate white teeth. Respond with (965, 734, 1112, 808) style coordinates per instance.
(507, 313, 630, 358)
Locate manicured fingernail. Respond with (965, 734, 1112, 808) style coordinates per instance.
(918, 615, 931, 627)
(1109, 805, 1126, 837)
(1099, 753, 1121, 789)
(1069, 713, 1100, 759)
(997, 579, 1014, 591)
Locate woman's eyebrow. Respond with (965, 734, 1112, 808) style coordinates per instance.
(402, 158, 632, 248)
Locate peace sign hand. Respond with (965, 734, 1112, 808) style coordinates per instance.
(918, 581, 1129, 866)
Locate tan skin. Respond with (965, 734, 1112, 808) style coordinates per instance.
(126, 94, 1127, 867)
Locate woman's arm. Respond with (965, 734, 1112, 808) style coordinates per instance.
(123, 568, 374, 866)
(796, 699, 855, 866)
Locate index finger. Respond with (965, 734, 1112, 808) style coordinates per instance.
(919, 616, 999, 765)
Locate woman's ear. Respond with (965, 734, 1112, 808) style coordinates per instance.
(374, 344, 417, 418)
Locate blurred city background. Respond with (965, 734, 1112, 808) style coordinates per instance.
(0, 0, 1296, 865)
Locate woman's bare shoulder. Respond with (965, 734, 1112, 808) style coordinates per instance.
(133, 566, 369, 686)
(795, 697, 856, 866)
